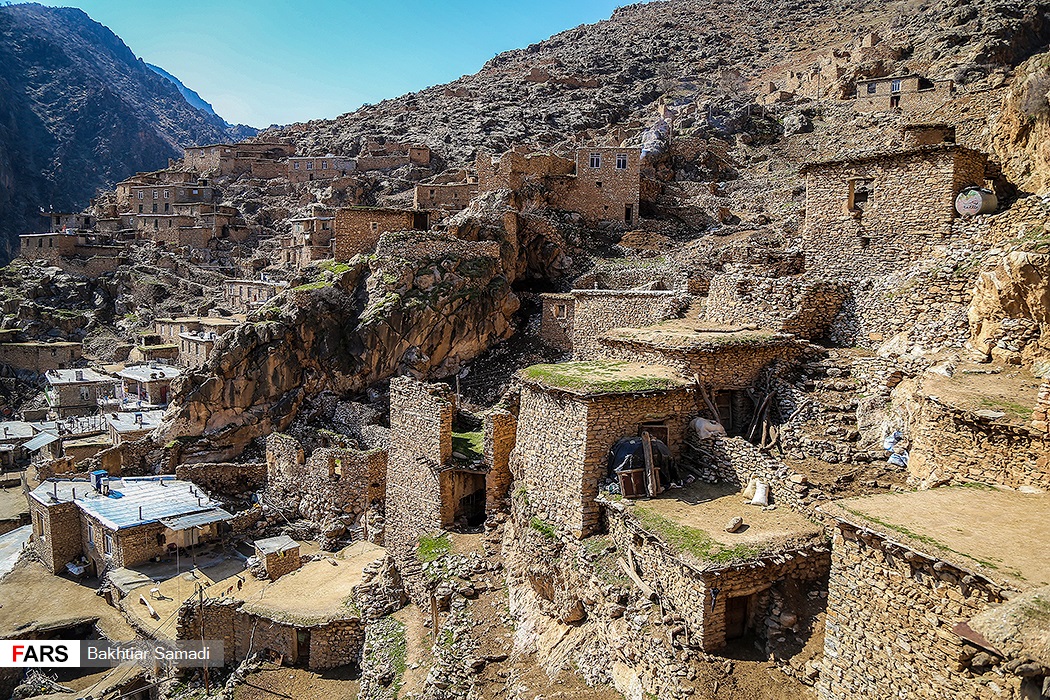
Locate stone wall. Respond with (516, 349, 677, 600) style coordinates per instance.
(1032, 380, 1050, 434)
(174, 461, 267, 499)
(413, 182, 478, 211)
(853, 80, 953, 112)
(596, 335, 799, 389)
(802, 146, 987, 280)
(539, 293, 574, 352)
(902, 394, 1050, 491)
(513, 384, 697, 538)
(571, 290, 689, 359)
(385, 377, 453, 563)
(265, 433, 388, 542)
(29, 499, 81, 573)
(818, 522, 1019, 700)
(333, 208, 419, 261)
(0, 342, 81, 373)
(484, 408, 516, 514)
(703, 275, 846, 341)
(262, 548, 301, 581)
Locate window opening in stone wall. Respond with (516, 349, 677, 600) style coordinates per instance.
(860, 236, 870, 248)
(890, 95, 901, 109)
(917, 77, 935, 90)
(589, 153, 601, 168)
(555, 303, 567, 319)
(890, 79, 902, 93)
(103, 532, 113, 555)
(848, 178, 874, 212)
(370, 222, 379, 232)
(595, 181, 602, 188)
(866, 82, 877, 94)
(616, 153, 628, 169)
(625, 204, 633, 224)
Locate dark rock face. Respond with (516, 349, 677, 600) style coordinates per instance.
(161, 235, 519, 461)
(0, 3, 254, 260)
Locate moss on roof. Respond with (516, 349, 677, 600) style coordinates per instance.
(520, 360, 688, 395)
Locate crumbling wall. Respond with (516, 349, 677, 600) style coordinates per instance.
(385, 376, 453, 564)
(174, 462, 267, 499)
(818, 523, 1017, 700)
(484, 408, 516, 514)
(539, 293, 574, 352)
(704, 275, 846, 340)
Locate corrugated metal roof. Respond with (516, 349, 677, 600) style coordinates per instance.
(23, 432, 59, 451)
(254, 535, 298, 556)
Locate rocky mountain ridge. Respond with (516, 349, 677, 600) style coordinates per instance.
(0, 3, 255, 260)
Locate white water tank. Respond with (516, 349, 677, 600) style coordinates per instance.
(955, 187, 998, 217)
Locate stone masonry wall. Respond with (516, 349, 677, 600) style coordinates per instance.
(385, 376, 453, 562)
(29, 500, 81, 573)
(704, 275, 847, 341)
(802, 147, 987, 280)
(174, 462, 267, 499)
(818, 523, 1019, 700)
(539, 293, 574, 353)
(571, 290, 689, 359)
(0, 342, 82, 373)
(484, 408, 516, 514)
(334, 208, 417, 261)
(903, 395, 1050, 491)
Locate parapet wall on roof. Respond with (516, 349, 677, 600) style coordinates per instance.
(704, 274, 847, 341)
(571, 290, 689, 360)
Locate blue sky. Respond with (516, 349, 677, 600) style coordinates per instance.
(39, 0, 628, 128)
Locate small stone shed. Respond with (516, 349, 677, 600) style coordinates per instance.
(513, 361, 698, 538)
(601, 483, 830, 651)
(817, 488, 1050, 700)
(255, 535, 301, 581)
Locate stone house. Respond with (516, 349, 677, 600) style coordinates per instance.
(126, 183, 216, 216)
(333, 206, 429, 261)
(177, 331, 216, 367)
(40, 211, 93, 232)
(44, 368, 117, 418)
(0, 341, 82, 373)
(542, 288, 689, 358)
(413, 181, 479, 212)
(477, 146, 642, 226)
(800, 126, 990, 279)
(115, 363, 182, 409)
(283, 155, 355, 182)
(853, 74, 953, 112)
(155, 317, 201, 344)
(221, 278, 287, 313)
(254, 535, 301, 580)
(288, 207, 336, 266)
(106, 409, 165, 446)
(817, 489, 1048, 700)
(19, 232, 77, 262)
(28, 475, 231, 575)
(355, 141, 431, 170)
(183, 140, 294, 177)
(513, 362, 698, 538)
(385, 377, 512, 576)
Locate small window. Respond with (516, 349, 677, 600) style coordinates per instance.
(137, 192, 144, 200)
(371, 222, 379, 232)
(890, 79, 902, 93)
(615, 154, 628, 170)
(322, 222, 329, 230)
(890, 95, 901, 109)
(554, 303, 567, 319)
(163, 189, 169, 199)
(192, 189, 199, 195)
(153, 190, 158, 199)
(306, 161, 314, 170)
(849, 178, 874, 212)
(321, 161, 328, 170)
(860, 236, 871, 248)
(104, 532, 113, 555)
(866, 82, 877, 94)
(294, 162, 300, 170)
(589, 153, 601, 168)
(138, 204, 143, 214)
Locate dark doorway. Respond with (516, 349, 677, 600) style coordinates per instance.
(624, 204, 633, 224)
(890, 95, 901, 109)
(458, 488, 486, 526)
(413, 211, 429, 230)
(725, 595, 750, 640)
(296, 629, 310, 666)
(638, 421, 668, 446)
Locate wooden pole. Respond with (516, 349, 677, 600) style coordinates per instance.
(642, 431, 659, 497)
(199, 584, 210, 695)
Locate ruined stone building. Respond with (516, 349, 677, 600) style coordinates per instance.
(221, 278, 287, 313)
(413, 181, 480, 212)
(283, 155, 355, 182)
(0, 340, 82, 374)
(477, 145, 642, 226)
(182, 140, 295, 177)
(286, 205, 336, 267)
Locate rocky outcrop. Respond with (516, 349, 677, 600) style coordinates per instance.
(160, 232, 518, 461)
(968, 250, 1050, 364)
(992, 52, 1050, 195)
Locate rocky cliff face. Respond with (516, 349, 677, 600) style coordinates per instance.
(269, 0, 1050, 165)
(161, 234, 518, 461)
(993, 51, 1050, 195)
(0, 3, 254, 260)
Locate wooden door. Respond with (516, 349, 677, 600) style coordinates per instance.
(725, 595, 749, 640)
